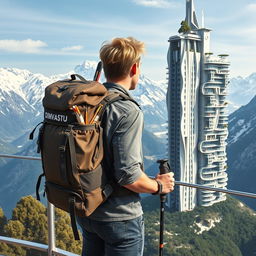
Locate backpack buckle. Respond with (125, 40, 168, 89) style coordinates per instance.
(59, 145, 66, 152)
(102, 184, 113, 199)
(65, 125, 73, 133)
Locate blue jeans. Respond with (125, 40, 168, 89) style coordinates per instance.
(77, 215, 144, 256)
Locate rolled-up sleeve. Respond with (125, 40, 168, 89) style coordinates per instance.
(111, 109, 144, 186)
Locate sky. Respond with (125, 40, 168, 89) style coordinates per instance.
(1, 0, 256, 81)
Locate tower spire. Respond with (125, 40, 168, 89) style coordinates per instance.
(202, 9, 205, 28)
(186, 0, 199, 30)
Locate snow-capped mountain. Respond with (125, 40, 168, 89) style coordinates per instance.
(227, 95, 256, 210)
(228, 96, 256, 146)
(0, 68, 35, 141)
(1, 60, 256, 145)
(227, 73, 256, 113)
(0, 63, 92, 143)
(131, 75, 167, 132)
(74, 61, 99, 80)
(0, 61, 168, 145)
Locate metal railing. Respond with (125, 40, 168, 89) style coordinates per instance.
(0, 235, 78, 256)
(175, 181, 256, 199)
(0, 153, 256, 256)
(0, 154, 79, 256)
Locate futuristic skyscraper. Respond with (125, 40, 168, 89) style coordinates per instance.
(167, 0, 230, 211)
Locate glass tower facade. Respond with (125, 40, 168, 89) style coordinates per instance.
(167, 0, 230, 211)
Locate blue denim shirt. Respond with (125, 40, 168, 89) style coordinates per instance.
(88, 82, 144, 221)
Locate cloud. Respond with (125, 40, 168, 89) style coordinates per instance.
(213, 41, 256, 78)
(61, 45, 84, 51)
(132, 0, 175, 8)
(245, 3, 256, 12)
(0, 39, 47, 53)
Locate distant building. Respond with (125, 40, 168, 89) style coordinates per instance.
(167, 0, 230, 211)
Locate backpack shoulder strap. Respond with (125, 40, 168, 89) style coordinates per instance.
(98, 91, 140, 123)
(104, 91, 140, 108)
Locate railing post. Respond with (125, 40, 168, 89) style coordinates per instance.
(47, 201, 56, 256)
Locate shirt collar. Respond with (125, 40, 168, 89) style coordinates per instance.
(103, 82, 133, 98)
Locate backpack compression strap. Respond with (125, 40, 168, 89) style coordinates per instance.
(58, 125, 78, 185)
(69, 196, 80, 240)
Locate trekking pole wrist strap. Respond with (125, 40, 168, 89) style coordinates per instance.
(152, 179, 163, 195)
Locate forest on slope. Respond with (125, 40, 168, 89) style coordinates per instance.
(1, 195, 256, 256)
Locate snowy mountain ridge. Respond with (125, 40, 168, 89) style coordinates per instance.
(228, 96, 256, 146)
(0, 60, 167, 110)
(0, 61, 168, 143)
(228, 73, 256, 112)
(0, 60, 255, 143)
(227, 94, 256, 210)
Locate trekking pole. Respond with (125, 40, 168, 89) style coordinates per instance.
(157, 159, 171, 256)
(93, 61, 103, 81)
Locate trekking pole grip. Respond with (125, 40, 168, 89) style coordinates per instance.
(157, 159, 170, 202)
(157, 159, 170, 175)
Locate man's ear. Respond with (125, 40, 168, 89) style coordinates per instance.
(131, 63, 137, 75)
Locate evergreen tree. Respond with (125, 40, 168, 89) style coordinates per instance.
(12, 195, 48, 243)
(0, 196, 82, 256)
(0, 207, 7, 235)
(178, 20, 191, 33)
(0, 208, 18, 256)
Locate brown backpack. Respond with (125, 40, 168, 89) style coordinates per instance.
(30, 74, 136, 240)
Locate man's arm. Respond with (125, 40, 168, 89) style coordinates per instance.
(123, 172, 175, 194)
(110, 104, 175, 194)
(111, 107, 144, 186)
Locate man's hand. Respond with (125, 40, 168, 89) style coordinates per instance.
(123, 172, 175, 194)
(155, 172, 175, 194)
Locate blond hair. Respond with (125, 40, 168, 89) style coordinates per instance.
(100, 37, 145, 80)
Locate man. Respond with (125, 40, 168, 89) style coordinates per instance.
(77, 37, 175, 256)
